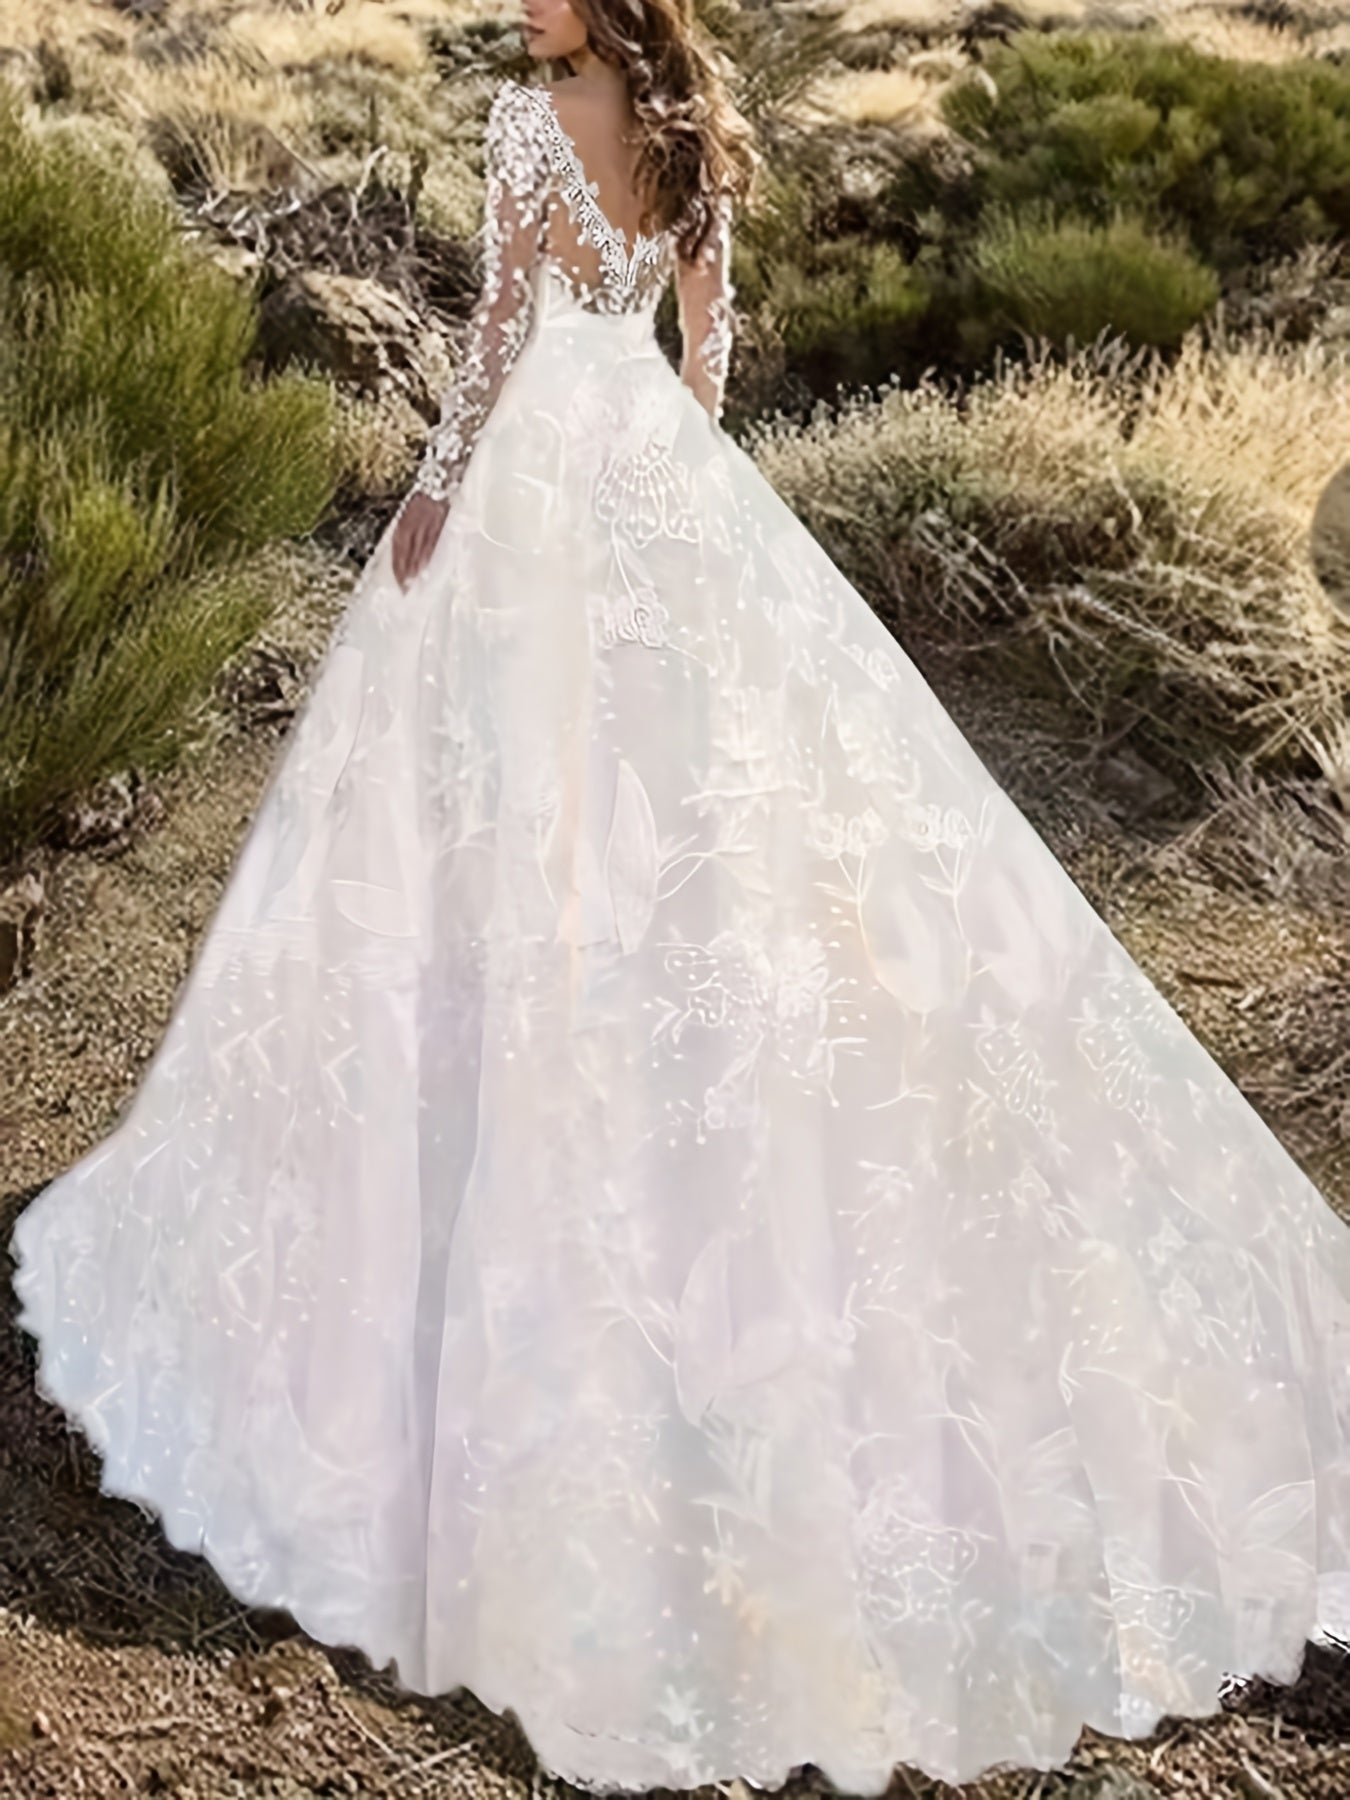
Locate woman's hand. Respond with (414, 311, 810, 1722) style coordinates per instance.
(392, 491, 450, 590)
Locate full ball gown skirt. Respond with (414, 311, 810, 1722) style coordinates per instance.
(12, 259, 1350, 1795)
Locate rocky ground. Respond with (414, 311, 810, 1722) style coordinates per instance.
(3, 520, 1350, 1800)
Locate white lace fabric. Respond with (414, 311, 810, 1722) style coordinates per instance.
(410, 77, 734, 512)
(11, 68, 1350, 1800)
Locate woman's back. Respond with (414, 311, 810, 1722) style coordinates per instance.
(400, 74, 736, 518)
(544, 77, 652, 256)
(508, 77, 678, 316)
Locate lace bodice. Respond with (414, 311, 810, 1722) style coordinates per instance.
(526, 80, 676, 318)
(408, 76, 736, 511)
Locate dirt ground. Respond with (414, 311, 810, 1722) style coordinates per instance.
(3, 536, 1350, 1800)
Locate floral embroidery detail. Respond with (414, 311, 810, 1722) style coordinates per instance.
(593, 575, 671, 651)
(895, 798, 974, 852)
(409, 82, 553, 509)
(594, 442, 702, 552)
(700, 292, 735, 394)
(832, 689, 914, 789)
(854, 1479, 982, 1631)
(404, 77, 736, 513)
(652, 911, 860, 1134)
(566, 371, 703, 558)
(528, 85, 671, 312)
(1074, 989, 1162, 1124)
(806, 805, 889, 860)
(676, 188, 736, 422)
(973, 1010, 1058, 1131)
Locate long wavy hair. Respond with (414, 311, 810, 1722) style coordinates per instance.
(549, 0, 759, 263)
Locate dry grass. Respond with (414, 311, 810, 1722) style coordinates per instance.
(139, 64, 314, 192)
(828, 0, 967, 30)
(0, 0, 500, 202)
(798, 62, 946, 125)
(1126, 327, 1350, 780)
(7, 0, 1344, 221)
(825, 0, 1350, 59)
(331, 385, 425, 501)
(981, 0, 1090, 20)
(0, 6, 310, 192)
(751, 324, 1350, 778)
(1160, 3, 1350, 64)
(826, 0, 1092, 28)
(0, 0, 486, 63)
(1159, 11, 1306, 63)
(793, 0, 1350, 132)
(227, 1, 437, 74)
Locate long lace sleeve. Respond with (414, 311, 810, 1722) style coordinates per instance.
(675, 188, 736, 424)
(407, 80, 551, 509)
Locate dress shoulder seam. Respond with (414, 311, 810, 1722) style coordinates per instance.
(487, 76, 542, 127)
(494, 76, 545, 113)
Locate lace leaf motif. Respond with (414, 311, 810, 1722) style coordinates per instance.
(409, 79, 553, 509)
(408, 78, 737, 508)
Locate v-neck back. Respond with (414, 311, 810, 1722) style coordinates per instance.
(532, 82, 659, 269)
(497, 77, 675, 317)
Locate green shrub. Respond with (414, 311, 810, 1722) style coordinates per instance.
(731, 27, 1350, 411)
(0, 95, 338, 863)
(726, 155, 938, 409)
(759, 238, 932, 394)
(964, 205, 1221, 356)
(942, 31, 1350, 272)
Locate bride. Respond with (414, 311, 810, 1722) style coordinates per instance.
(12, 0, 1350, 1792)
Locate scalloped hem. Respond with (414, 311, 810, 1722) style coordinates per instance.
(12, 1257, 1350, 1799)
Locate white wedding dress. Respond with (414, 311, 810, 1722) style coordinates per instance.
(11, 74, 1350, 1795)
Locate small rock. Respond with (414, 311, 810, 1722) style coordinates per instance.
(0, 863, 44, 995)
(218, 641, 306, 728)
(255, 271, 451, 418)
(53, 768, 158, 853)
(1312, 461, 1350, 625)
(1060, 1768, 1164, 1799)
(1094, 743, 1179, 817)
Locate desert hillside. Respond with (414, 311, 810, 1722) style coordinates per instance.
(2, 2, 1350, 1796)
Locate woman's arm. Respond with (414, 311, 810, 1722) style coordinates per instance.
(675, 189, 736, 425)
(393, 80, 551, 586)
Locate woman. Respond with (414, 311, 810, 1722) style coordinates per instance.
(12, 0, 1350, 1792)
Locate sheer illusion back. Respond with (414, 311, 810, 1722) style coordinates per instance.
(408, 76, 735, 511)
(529, 84, 675, 313)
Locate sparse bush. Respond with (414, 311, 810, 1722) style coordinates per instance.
(0, 93, 339, 863)
(964, 205, 1221, 355)
(749, 327, 1350, 777)
(741, 25, 1350, 405)
(943, 31, 1350, 271)
(757, 237, 932, 391)
(727, 149, 937, 408)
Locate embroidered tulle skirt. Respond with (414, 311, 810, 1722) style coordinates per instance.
(12, 292, 1350, 1794)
